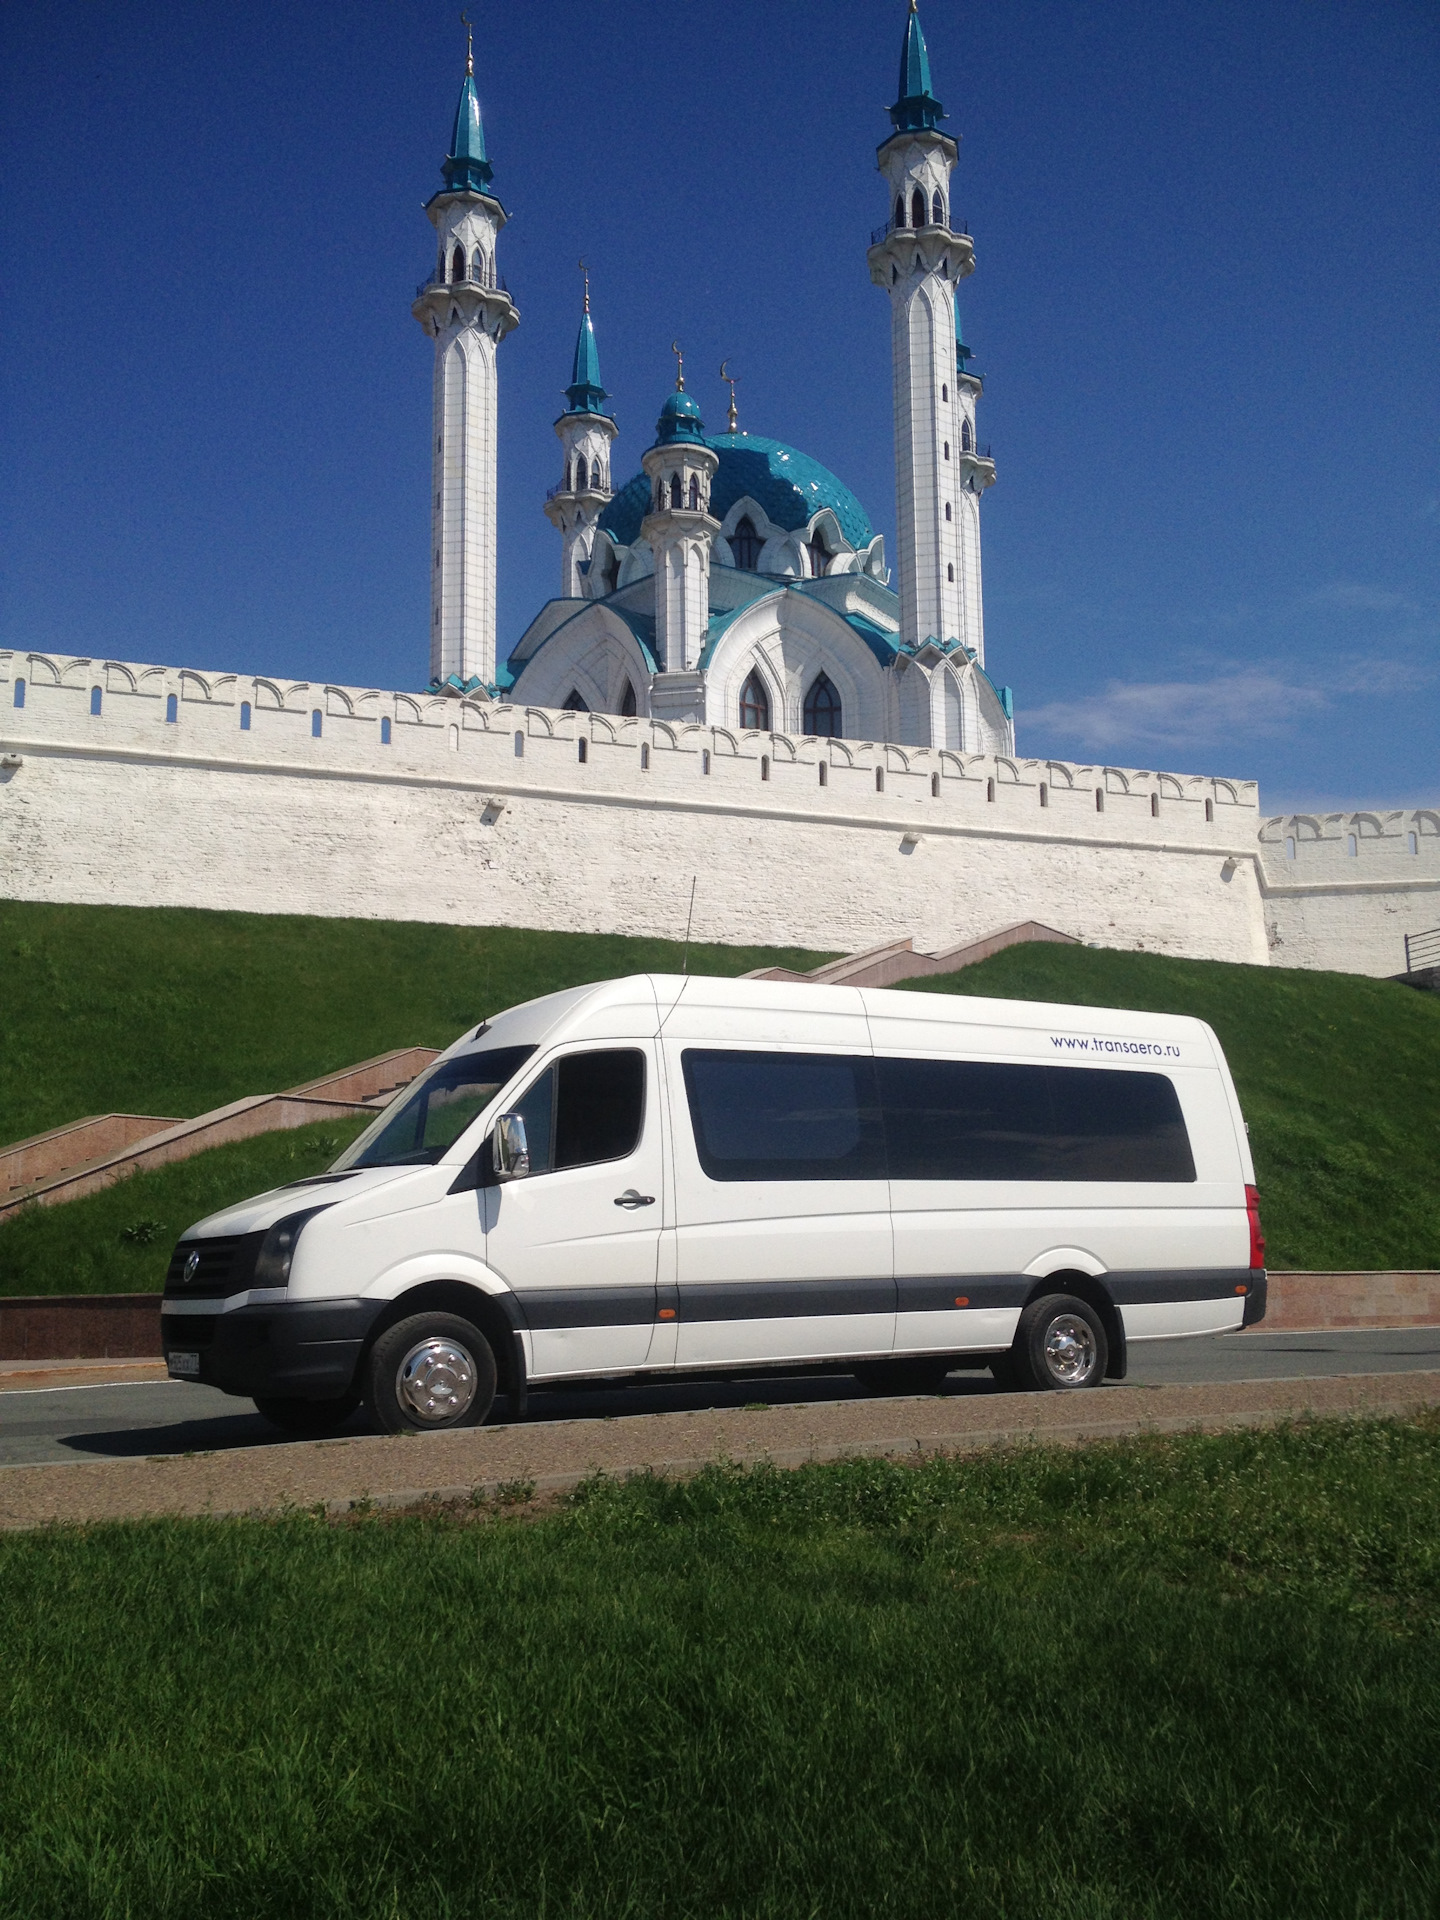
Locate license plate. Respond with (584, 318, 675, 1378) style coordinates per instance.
(167, 1351, 200, 1377)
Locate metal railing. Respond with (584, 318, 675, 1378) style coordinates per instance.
(870, 216, 969, 245)
(960, 441, 993, 460)
(545, 479, 611, 502)
(415, 267, 510, 299)
(1404, 927, 1440, 973)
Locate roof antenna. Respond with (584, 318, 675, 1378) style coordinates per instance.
(671, 340, 685, 391)
(720, 359, 739, 435)
(460, 10, 473, 75)
(681, 876, 698, 973)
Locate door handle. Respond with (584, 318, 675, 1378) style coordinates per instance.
(614, 1189, 655, 1209)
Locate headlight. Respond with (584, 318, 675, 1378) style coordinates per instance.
(252, 1205, 331, 1289)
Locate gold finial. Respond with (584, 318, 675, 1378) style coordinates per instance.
(720, 360, 739, 435)
(671, 340, 685, 391)
(579, 258, 590, 313)
(908, 0, 918, 14)
(461, 10, 473, 75)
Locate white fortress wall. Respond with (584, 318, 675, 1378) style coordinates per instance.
(1259, 812, 1440, 978)
(1, 650, 1269, 964)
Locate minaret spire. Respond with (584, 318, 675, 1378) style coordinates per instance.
(413, 46, 519, 689)
(545, 275, 618, 599)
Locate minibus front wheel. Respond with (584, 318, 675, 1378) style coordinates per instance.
(364, 1311, 498, 1434)
(999, 1293, 1108, 1392)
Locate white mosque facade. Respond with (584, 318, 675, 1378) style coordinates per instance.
(416, 6, 1016, 758)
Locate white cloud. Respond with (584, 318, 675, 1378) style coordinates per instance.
(1302, 581, 1421, 616)
(1026, 671, 1330, 756)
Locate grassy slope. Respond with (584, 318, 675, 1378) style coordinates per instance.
(0, 1117, 371, 1297)
(0, 900, 831, 1144)
(908, 944, 1440, 1270)
(1, 1422, 1438, 1919)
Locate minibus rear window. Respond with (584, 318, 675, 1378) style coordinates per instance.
(682, 1050, 885, 1182)
(332, 1045, 537, 1170)
(878, 1057, 1196, 1183)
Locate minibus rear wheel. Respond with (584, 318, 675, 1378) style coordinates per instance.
(1007, 1294, 1108, 1391)
(364, 1311, 498, 1433)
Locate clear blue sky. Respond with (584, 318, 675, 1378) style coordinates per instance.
(2, 0, 1436, 813)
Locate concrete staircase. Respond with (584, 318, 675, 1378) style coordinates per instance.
(0, 1048, 440, 1220)
(745, 920, 1078, 990)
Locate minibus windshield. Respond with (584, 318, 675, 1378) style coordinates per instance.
(330, 1045, 537, 1171)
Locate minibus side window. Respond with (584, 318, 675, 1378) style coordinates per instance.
(878, 1057, 1195, 1183)
(681, 1050, 884, 1181)
(509, 1049, 645, 1176)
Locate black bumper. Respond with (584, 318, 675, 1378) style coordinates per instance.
(1241, 1269, 1268, 1327)
(160, 1297, 387, 1401)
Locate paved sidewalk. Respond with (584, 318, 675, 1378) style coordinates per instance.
(2, 1369, 1437, 1531)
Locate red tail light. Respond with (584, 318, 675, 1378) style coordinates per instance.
(1245, 1184, 1266, 1270)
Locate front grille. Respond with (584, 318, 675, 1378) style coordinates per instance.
(164, 1232, 263, 1299)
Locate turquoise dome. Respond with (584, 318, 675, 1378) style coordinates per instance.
(599, 433, 874, 555)
(654, 388, 706, 445)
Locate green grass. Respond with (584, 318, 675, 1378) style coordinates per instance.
(0, 901, 833, 1146)
(2, 1419, 1439, 1918)
(0, 1116, 371, 1297)
(906, 943, 1440, 1271)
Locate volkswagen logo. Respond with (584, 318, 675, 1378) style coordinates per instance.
(183, 1250, 200, 1283)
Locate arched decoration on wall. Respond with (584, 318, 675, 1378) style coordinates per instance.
(739, 670, 771, 732)
(803, 673, 842, 737)
(911, 186, 926, 228)
(730, 516, 763, 571)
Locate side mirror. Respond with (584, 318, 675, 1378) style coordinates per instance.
(492, 1112, 530, 1181)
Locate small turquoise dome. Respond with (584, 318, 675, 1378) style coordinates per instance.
(655, 388, 706, 446)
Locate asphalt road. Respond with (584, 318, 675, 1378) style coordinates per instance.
(3, 1328, 1439, 1469)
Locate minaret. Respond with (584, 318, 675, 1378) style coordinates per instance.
(412, 28, 519, 689)
(543, 278, 618, 599)
(867, 1, 974, 655)
(952, 308, 996, 664)
(639, 354, 719, 723)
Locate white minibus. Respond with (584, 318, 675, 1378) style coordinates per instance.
(160, 974, 1267, 1433)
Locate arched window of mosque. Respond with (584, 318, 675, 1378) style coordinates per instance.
(669, 474, 682, 509)
(471, 247, 483, 282)
(942, 383, 948, 403)
(803, 673, 842, 737)
(620, 680, 637, 717)
(911, 187, 926, 228)
(947, 564, 955, 582)
(739, 671, 770, 732)
(563, 689, 588, 714)
(451, 244, 466, 282)
(945, 502, 952, 522)
(932, 189, 945, 227)
(730, 517, 762, 571)
(943, 441, 950, 460)
(688, 474, 700, 510)
(809, 537, 829, 578)
(895, 194, 905, 229)
(600, 549, 620, 594)
(961, 418, 973, 452)
(591, 459, 602, 488)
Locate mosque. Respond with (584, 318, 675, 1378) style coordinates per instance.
(415, 1, 1017, 754)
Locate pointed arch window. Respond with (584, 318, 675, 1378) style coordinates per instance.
(911, 187, 926, 228)
(688, 473, 700, 510)
(961, 418, 973, 452)
(591, 458, 602, 488)
(598, 547, 620, 594)
(808, 536, 829, 579)
(932, 189, 945, 227)
(563, 689, 588, 713)
(471, 246, 484, 282)
(739, 670, 770, 732)
(669, 473, 682, 509)
(730, 517, 762, 571)
(619, 680, 637, 717)
(803, 673, 842, 738)
(451, 244, 466, 282)
(895, 194, 906, 230)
